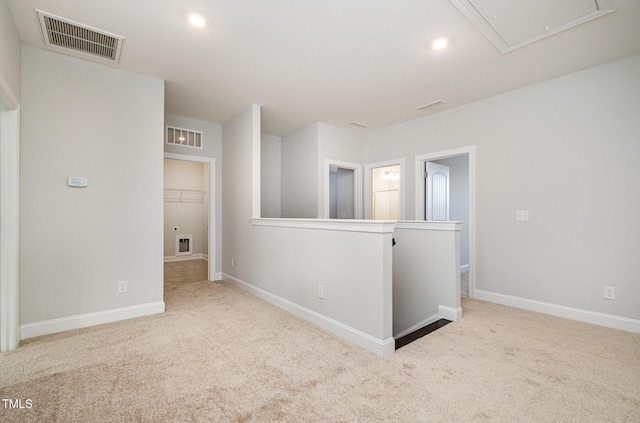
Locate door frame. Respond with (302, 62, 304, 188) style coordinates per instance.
(321, 159, 362, 219)
(164, 153, 217, 281)
(415, 146, 476, 298)
(364, 158, 405, 220)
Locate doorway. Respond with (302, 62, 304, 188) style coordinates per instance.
(323, 159, 362, 219)
(416, 147, 475, 298)
(329, 166, 355, 219)
(164, 153, 216, 281)
(364, 159, 405, 220)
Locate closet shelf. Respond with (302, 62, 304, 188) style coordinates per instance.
(164, 188, 206, 203)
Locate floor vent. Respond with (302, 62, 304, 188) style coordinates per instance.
(36, 10, 124, 63)
(166, 126, 203, 149)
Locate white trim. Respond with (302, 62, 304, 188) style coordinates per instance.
(222, 273, 395, 358)
(164, 153, 216, 281)
(415, 146, 476, 299)
(0, 107, 20, 351)
(20, 302, 165, 340)
(322, 159, 362, 219)
(251, 104, 261, 219)
(164, 253, 207, 263)
(475, 290, 640, 334)
(438, 305, 463, 322)
(251, 218, 396, 234)
(395, 220, 462, 231)
(394, 313, 441, 339)
(450, 0, 616, 54)
(364, 158, 405, 220)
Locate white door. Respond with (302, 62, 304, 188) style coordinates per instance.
(425, 162, 449, 221)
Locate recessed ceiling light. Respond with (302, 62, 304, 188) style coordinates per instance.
(188, 13, 206, 28)
(431, 37, 449, 50)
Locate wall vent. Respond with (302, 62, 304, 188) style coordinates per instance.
(36, 10, 125, 63)
(416, 100, 445, 110)
(166, 126, 203, 149)
(176, 235, 193, 256)
(347, 121, 368, 129)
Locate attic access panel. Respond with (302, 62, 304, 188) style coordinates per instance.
(450, 0, 616, 53)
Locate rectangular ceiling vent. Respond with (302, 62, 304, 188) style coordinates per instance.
(166, 126, 203, 149)
(347, 121, 369, 129)
(36, 10, 124, 63)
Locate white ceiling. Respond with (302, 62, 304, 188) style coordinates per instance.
(6, 0, 640, 136)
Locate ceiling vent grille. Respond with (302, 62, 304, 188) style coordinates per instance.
(346, 121, 369, 129)
(36, 10, 124, 63)
(166, 126, 203, 149)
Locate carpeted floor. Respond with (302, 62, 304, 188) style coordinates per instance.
(1, 260, 639, 422)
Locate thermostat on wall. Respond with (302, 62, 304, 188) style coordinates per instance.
(67, 177, 88, 187)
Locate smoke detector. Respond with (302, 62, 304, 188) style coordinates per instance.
(36, 10, 125, 63)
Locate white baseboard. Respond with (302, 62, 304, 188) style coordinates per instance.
(164, 254, 207, 262)
(395, 314, 441, 339)
(222, 273, 395, 358)
(212, 272, 222, 281)
(438, 305, 463, 322)
(474, 289, 640, 334)
(20, 302, 165, 340)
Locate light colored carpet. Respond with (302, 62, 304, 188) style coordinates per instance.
(1, 260, 639, 422)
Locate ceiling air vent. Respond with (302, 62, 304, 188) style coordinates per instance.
(166, 126, 203, 149)
(347, 121, 368, 129)
(36, 10, 125, 63)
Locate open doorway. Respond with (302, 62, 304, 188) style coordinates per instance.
(416, 147, 475, 298)
(364, 159, 405, 220)
(163, 153, 216, 281)
(323, 159, 362, 219)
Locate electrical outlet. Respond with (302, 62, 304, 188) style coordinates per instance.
(318, 284, 324, 300)
(516, 210, 530, 221)
(230, 258, 235, 268)
(118, 280, 128, 294)
(604, 286, 615, 300)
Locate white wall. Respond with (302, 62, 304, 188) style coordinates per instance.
(261, 133, 281, 218)
(19, 45, 164, 329)
(223, 106, 394, 356)
(164, 114, 222, 274)
(222, 105, 260, 280)
(317, 123, 361, 216)
(280, 124, 318, 218)
(362, 54, 640, 323)
(164, 160, 208, 258)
